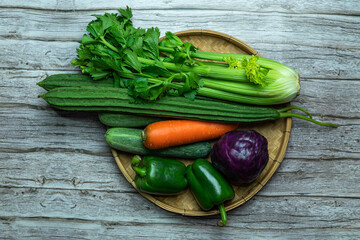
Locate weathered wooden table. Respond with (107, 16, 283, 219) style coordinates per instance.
(1, 1, 359, 239)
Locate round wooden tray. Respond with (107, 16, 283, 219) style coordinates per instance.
(112, 30, 292, 216)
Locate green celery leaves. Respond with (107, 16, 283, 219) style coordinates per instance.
(223, 56, 269, 86)
(71, 7, 199, 102)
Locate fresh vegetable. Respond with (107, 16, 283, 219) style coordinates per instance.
(211, 130, 269, 185)
(99, 112, 166, 127)
(159, 33, 300, 105)
(39, 86, 338, 127)
(70, 7, 300, 105)
(142, 120, 239, 149)
(37, 74, 113, 91)
(186, 158, 235, 227)
(131, 155, 188, 195)
(105, 127, 211, 159)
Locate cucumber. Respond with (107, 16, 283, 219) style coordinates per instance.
(37, 74, 113, 91)
(99, 112, 166, 127)
(105, 128, 211, 159)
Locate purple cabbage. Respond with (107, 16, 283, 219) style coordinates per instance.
(211, 130, 269, 185)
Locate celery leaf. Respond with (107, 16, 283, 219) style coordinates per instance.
(224, 55, 269, 86)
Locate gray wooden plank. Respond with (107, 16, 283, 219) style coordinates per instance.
(2, 8, 359, 44)
(0, 151, 127, 190)
(0, 0, 359, 15)
(0, 187, 359, 239)
(0, 107, 107, 153)
(1, 218, 358, 240)
(0, 217, 359, 240)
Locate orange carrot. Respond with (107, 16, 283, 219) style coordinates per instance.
(142, 120, 239, 150)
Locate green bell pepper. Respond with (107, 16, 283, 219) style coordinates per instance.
(131, 155, 188, 195)
(186, 158, 235, 226)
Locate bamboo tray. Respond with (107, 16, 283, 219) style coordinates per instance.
(112, 30, 292, 216)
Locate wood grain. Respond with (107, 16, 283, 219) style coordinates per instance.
(1, 0, 359, 15)
(0, 1, 359, 239)
(1, 8, 359, 81)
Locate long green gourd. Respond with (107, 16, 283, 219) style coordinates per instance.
(36, 74, 308, 126)
(58, 106, 277, 123)
(37, 74, 113, 91)
(40, 87, 281, 121)
(39, 86, 337, 127)
(37, 75, 279, 116)
(37, 74, 167, 127)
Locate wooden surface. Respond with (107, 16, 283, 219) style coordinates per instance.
(0, 1, 359, 239)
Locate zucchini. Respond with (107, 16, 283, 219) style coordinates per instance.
(105, 128, 211, 159)
(99, 112, 166, 127)
(37, 74, 113, 91)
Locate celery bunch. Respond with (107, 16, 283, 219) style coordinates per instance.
(71, 6, 300, 105)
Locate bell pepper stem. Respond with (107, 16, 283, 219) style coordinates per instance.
(132, 166, 146, 177)
(131, 155, 142, 165)
(131, 155, 146, 177)
(217, 204, 227, 227)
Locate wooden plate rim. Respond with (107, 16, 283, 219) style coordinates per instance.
(111, 29, 292, 216)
